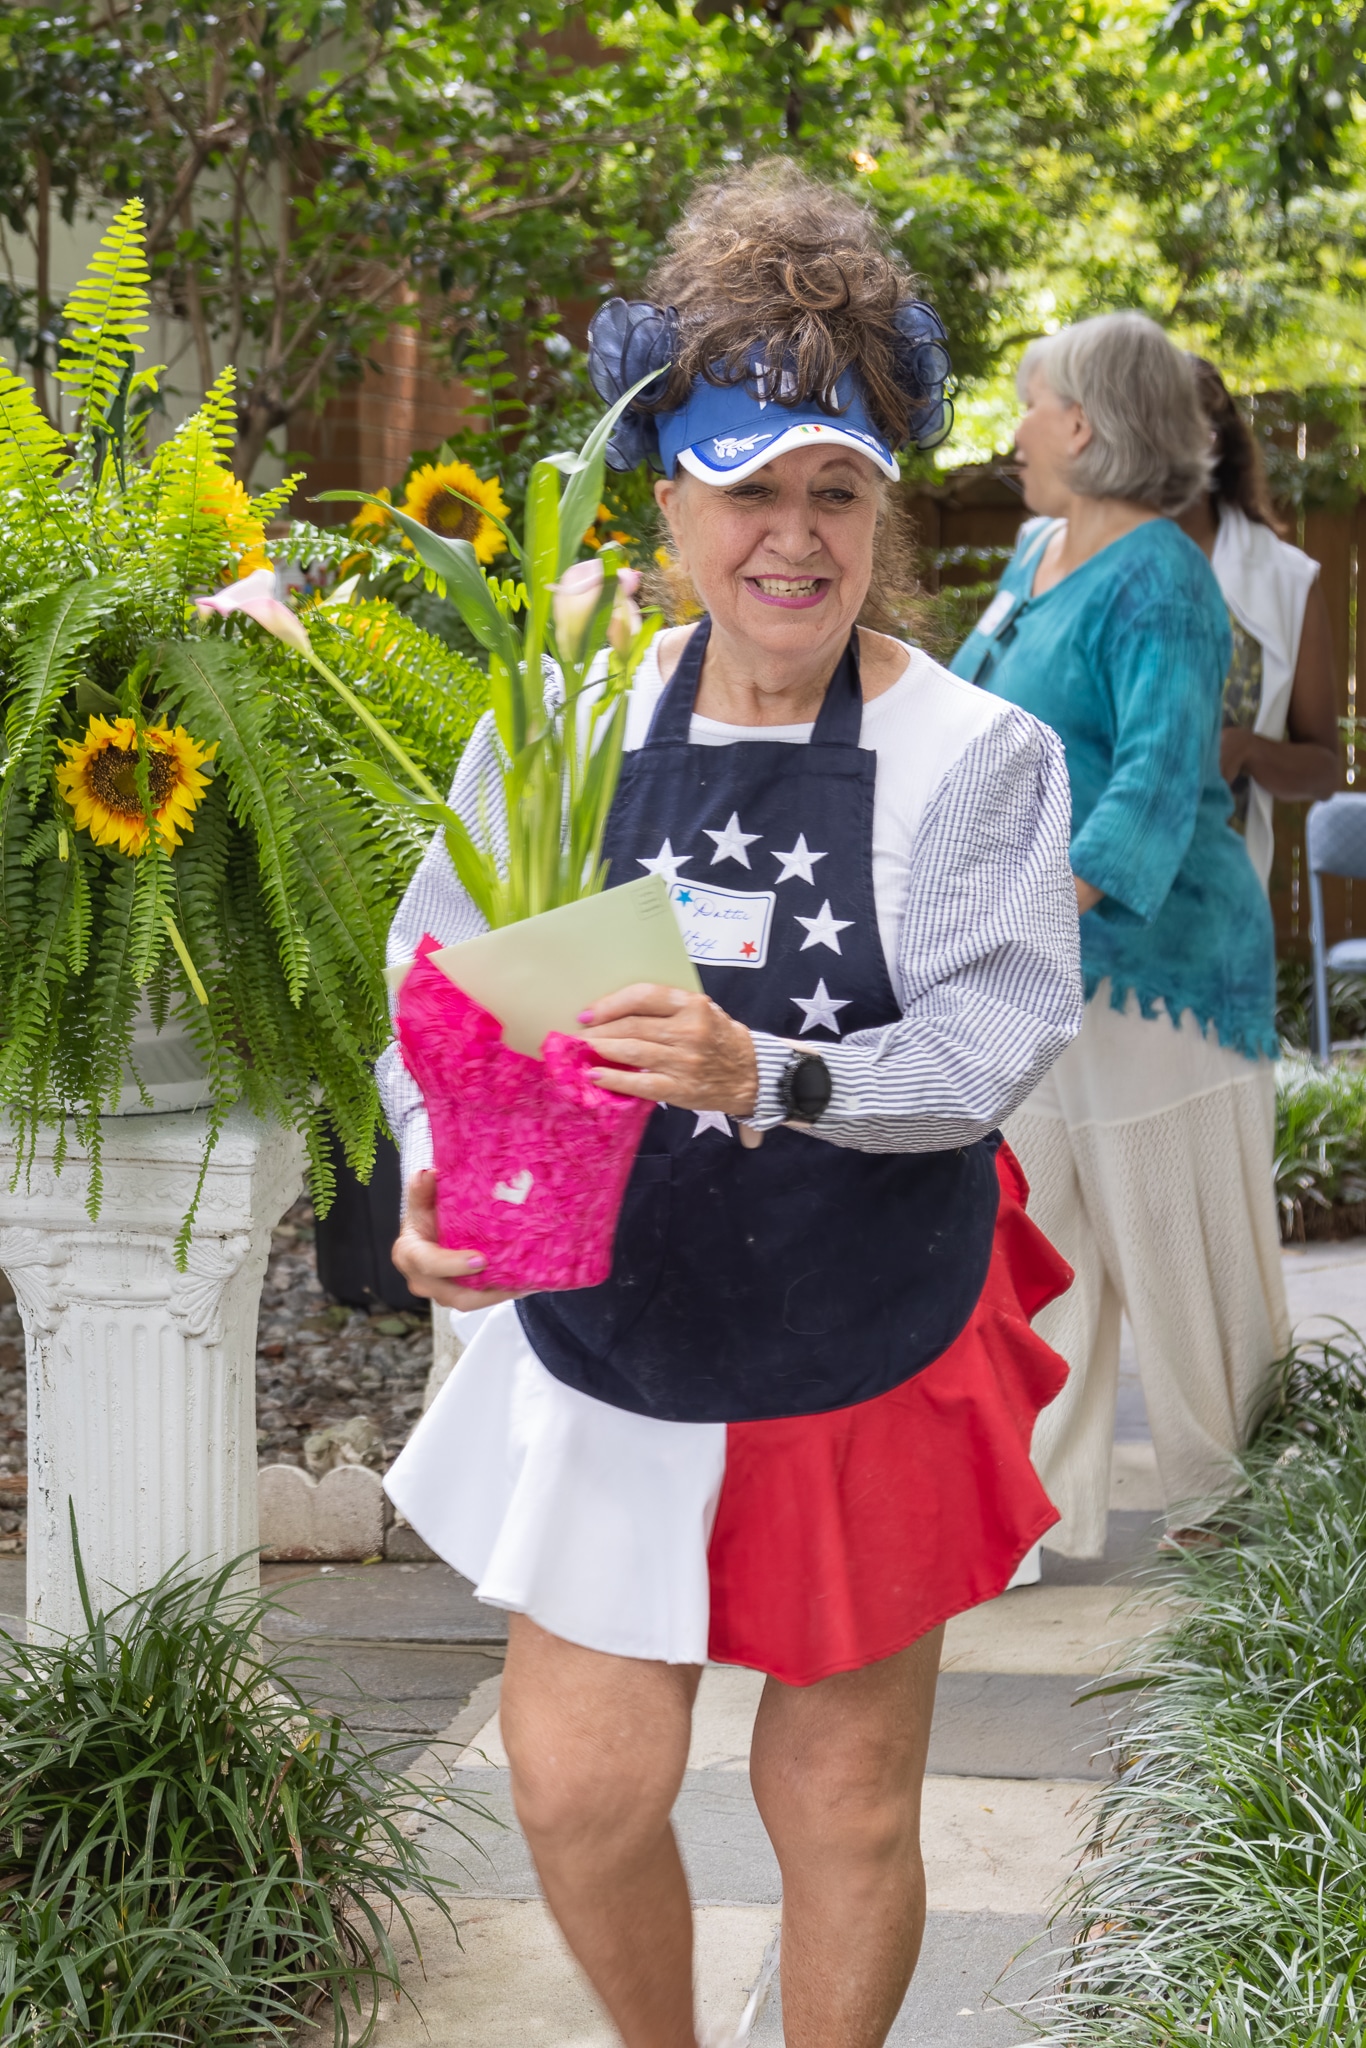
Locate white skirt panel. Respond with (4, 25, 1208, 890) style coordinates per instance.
(384, 1302, 727, 1664)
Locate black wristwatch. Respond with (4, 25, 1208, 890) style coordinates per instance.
(778, 1050, 833, 1125)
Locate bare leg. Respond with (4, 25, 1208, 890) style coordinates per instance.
(748, 1627, 944, 2048)
(498, 1613, 703, 2048)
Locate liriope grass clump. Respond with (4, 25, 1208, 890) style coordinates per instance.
(0, 1539, 481, 2044)
(1036, 1334, 1366, 2047)
(1275, 1052, 1366, 1237)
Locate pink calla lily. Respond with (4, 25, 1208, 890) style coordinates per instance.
(552, 559, 644, 662)
(194, 567, 311, 656)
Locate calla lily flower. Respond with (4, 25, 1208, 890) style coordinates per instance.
(194, 566, 311, 656)
(195, 565, 443, 805)
(552, 559, 604, 660)
(552, 559, 643, 662)
(608, 594, 644, 655)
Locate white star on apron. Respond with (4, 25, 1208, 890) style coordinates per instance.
(704, 811, 760, 868)
(771, 833, 828, 886)
(791, 978, 850, 1035)
(637, 837, 693, 884)
(795, 899, 853, 954)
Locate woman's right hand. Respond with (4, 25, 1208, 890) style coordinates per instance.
(392, 1169, 525, 1311)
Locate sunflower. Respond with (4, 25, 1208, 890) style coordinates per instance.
(349, 487, 393, 539)
(401, 460, 508, 565)
(197, 465, 271, 579)
(56, 716, 217, 856)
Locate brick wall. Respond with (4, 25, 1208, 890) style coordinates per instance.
(287, 310, 480, 521)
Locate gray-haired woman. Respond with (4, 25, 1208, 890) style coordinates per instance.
(952, 311, 1290, 1563)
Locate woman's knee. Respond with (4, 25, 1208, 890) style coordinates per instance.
(499, 1632, 697, 1854)
(503, 1710, 676, 1843)
(754, 1747, 922, 1868)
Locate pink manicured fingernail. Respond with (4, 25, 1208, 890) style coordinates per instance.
(463, 1253, 486, 1270)
(576, 1009, 595, 1024)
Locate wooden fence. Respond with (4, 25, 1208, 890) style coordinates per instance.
(905, 468, 1365, 958)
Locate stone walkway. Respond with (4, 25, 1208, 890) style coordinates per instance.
(1, 1239, 1363, 2043)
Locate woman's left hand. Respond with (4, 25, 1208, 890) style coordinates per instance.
(580, 985, 759, 1115)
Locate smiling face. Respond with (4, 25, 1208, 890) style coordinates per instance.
(1013, 370, 1094, 515)
(654, 444, 882, 670)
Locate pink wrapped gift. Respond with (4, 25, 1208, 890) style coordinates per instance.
(395, 935, 652, 1293)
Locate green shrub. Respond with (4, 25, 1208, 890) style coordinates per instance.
(1037, 1335, 1366, 2046)
(1275, 957, 1366, 1053)
(1274, 1053, 1366, 1234)
(0, 1540, 482, 2044)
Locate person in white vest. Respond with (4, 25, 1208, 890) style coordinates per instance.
(1178, 359, 1339, 888)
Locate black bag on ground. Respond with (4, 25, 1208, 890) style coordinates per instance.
(313, 1132, 424, 1312)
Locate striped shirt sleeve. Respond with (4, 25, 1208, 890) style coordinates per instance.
(745, 708, 1081, 1151)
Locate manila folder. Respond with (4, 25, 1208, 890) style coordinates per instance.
(385, 874, 701, 1058)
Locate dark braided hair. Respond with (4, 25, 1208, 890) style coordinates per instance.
(1189, 356, 1286, 536)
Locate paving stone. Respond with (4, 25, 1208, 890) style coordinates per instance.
(271, 1640, 504, 1766)
(296, 1896, 778, 2048)
(1282, 1239, 1366, 1341)
(463, 1664, 1125, 1787)
(921, 1776, 1086, 1914)
(941, 1584, 1183, 1676)
(1108, 1439, 1163, 1512)
(259, 1559, 508, 1644)
(930, 1673, 1124, 1781)
(751, 1912, 1055, 2047)
(1041, 1506, 1165, 1586)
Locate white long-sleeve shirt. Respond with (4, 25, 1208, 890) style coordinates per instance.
(377, 638, 1082, 1185)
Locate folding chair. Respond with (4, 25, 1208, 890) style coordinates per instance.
(1307, 793, 1366, 1059)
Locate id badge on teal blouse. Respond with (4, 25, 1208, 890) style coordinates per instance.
(955, 585, 1024, 685)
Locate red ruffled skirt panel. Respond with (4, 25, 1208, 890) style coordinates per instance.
(705, 1144, 1072, 1685)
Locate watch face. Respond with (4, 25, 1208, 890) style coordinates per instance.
(786, 1053, 832, 1120)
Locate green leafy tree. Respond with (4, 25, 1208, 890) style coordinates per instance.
(0, 0, 614, 479)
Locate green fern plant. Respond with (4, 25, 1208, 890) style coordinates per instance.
(0, 199, 487, 1243)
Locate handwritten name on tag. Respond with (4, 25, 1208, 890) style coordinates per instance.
(669, 881, 775, 968)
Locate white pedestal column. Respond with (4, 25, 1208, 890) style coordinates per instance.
(0, 1104, 303, 1638)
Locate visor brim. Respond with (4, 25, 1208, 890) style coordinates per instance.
(677, 424, 899, 486)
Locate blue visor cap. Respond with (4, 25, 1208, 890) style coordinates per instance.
(658, 364, 900, 485)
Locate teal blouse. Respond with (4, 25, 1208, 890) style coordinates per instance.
(950, 517, 1276, 1062)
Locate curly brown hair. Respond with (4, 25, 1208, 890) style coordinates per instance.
(643, 160, 921, 451)
(1189, 357, 1286, 535)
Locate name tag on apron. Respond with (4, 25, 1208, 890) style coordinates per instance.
(669, 880, 775, 967)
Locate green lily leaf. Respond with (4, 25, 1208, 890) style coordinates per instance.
(315, 491, 522, 673)
(555, 366, 671, 575)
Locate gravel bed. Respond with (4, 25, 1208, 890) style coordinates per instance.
(0, 1198, 431, 1554)
(254, 1199, 431, 1468)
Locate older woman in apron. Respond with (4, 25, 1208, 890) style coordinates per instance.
(379, 165, 1082, 2048)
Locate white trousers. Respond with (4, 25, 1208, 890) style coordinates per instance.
(1005, 986, 1290, 1556)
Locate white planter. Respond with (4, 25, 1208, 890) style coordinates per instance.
(116, 997, 212, 1116)
(0, 1102, 303, 1638)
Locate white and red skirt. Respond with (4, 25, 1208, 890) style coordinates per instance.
(384, 1147, 1070, 1684)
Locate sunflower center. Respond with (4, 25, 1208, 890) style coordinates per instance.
(421, 490, 482, 541)
(86, 741, 176, 819)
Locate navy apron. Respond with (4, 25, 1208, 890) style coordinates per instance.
(518, 620, 1000, 1422)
